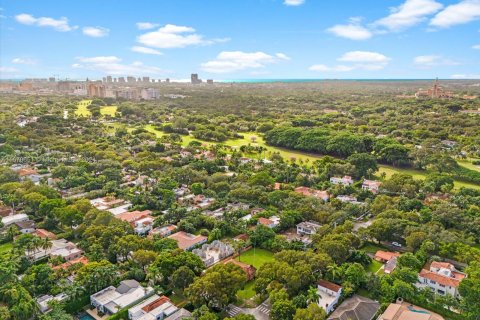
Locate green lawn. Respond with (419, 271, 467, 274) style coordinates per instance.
(366, 259, 383, 273)
(100, 105, 117, 117)
(361, 242, 388, 255)
(75, 100, 117, 117)
(237, 248, 275, 270)
(0, 242, 13, 254)
(169, 291, 188, 307)
(459, 159, 480, 173)
(237, 281, 256, 300)
(377, 164, 480, 191)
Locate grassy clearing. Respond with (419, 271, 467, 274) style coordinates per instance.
(361, 242, 388, 255)
(237, 248, 274, 270)
(75, 100, 117, 117)
(377, 164, 480, 191)
(100, 106, 117, 117)
(459, 159, 480, 173)
(0, 242, 13, 253)
(366, 259, 383, 273)
(237, 281, 256, 300)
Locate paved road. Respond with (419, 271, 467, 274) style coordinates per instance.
(227, 299, 271, 320)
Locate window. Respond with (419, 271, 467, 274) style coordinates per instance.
(430, 280, 436, 284)
(439, 284, 445, 288)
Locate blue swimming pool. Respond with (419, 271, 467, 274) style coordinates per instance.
(78, 313, 95, 320)
(407, 305, 430, 314)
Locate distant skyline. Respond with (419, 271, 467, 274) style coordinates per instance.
(1, 0, 480, 80)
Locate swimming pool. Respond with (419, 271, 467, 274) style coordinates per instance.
(78, 313, 95, 320)
(407, 305, 430, 314)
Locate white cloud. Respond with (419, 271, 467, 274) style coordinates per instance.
(310, 51, 391, 72)
(284, 0, 305, 6)
(73, 56, 164, 75)
(413, 55, 460, 68)
(201, 51, 289, 73)
(82, 26, 109, 37)
(12, 58, 37, 65)
(131, 46, 163, 55)
(137, 24, 226, 49)
(430, 0, 480, 28)
(374, 0, 443, 31)
(451, 74, 480, 79)
(327, 21, 373, 40)
(473, 44, 480, 49)
(15, 13, 77, 31)
(136, 22, 159, 30)
(0, 66, 19, 74)
(309, 64, 354, 72)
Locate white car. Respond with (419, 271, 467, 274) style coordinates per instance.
(392, 242, 402, 247)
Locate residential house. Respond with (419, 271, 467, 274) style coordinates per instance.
(116, 210, 154, 235)
(149, 225, 177, 238)
(164, 309, 193, 320)
(362, 180, 382, 193)
(128, 295, 178, 320)
(336, 195, 363, 205)
(327, 295, 380, 320)
(416, 261, 466, 298)
(167, 231, 207, 250)
(374, 251, 400, 274)
(294, 186, 329, 201)
(258, 216, 280, 228)
(330, 176, 354, 186)
(28, 238, 83, 262)
(90, 196, 131, 214)
(33, 228, 57, 240)
(1, 213, 28, 226)
(379, 301, 444, 320)
(36, 293, 67, 313)
(317, 279, 342, 314)
(90, 280, 154, 315)
(14, 220, 36, 233)
(296, 221, 321, 236)
(193, 240, 235, 267)
(52, 256, 89, 271)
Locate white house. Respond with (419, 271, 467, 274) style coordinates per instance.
(416, 262, 466, 298)
(128, 294, 177, 320)
(192, 240, 234, 267)
(36, 293, 67, 313)
(258, 216, 280, 228)
(2, 213, 29, 226)
(317, 279, 342, 314)
(330, 176, 353, 186)
(296, 221, 321, 236)
(91, 280, 154, 315)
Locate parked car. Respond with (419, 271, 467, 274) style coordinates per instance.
(392, 242, 402, 247)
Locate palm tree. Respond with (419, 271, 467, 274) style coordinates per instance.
(327, 264, 342, 282)
(307, 286, 320, 304)
(41, 237, 52, 257)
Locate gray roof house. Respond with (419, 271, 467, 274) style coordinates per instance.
(328, 295, 380, 320)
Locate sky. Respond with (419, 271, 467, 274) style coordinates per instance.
(1, 0, 480, 80)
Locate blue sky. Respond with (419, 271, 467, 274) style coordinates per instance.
(1, 0, 480, 80)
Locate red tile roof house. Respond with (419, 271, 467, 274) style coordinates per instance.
(374, 251, 400, 274)
(116, 210, 154, 235)
(258, 216, 280, 229)
(416, 261, 466, 298)
(224, 259, 256, 280)
(149, 224, 178, 238)
(167, 231, 207, 251)
(294, 186, 330, 202)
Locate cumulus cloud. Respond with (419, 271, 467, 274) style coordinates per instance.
(201, 51, 289, 73)
(15, 13, 77, 31)
(72, 56, 164, 75)
(327, 19, 373, 40)
(430, 0, 480, 28)
(0, 66, 19, 74)
(137, 24, 228, 49)
(374, 0, 443, 31)
(131, 46, 163, 55)
(473, 44, 480, 49)
(413, 55, 460, 68)
(82, 26, 109, 37)
(310, 51, 391, 72)
(12, 58, 37, 65)
(136, 22, 159, 30)
(284, 0, 305, 6)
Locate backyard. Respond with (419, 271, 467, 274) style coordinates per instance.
(236, 248, 275, 301)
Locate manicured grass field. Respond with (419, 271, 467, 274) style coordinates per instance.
(75, 100, 118, 117)
(459, 159, 480, 173)
(366, 259, 383, 273)
(0, 242, 13, 253)
(377, 164, 480, 191)
(237, 248, 274, 270)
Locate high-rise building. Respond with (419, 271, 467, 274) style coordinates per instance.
(127, 76, 136, 83)
(48, 77, 56, 82)
(106, 76, 113, 83)
(118, 77, 125, 83)
(207, 79, 214, 84)
(142, 77, 150, 83)
(191, 73, 202, 84)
